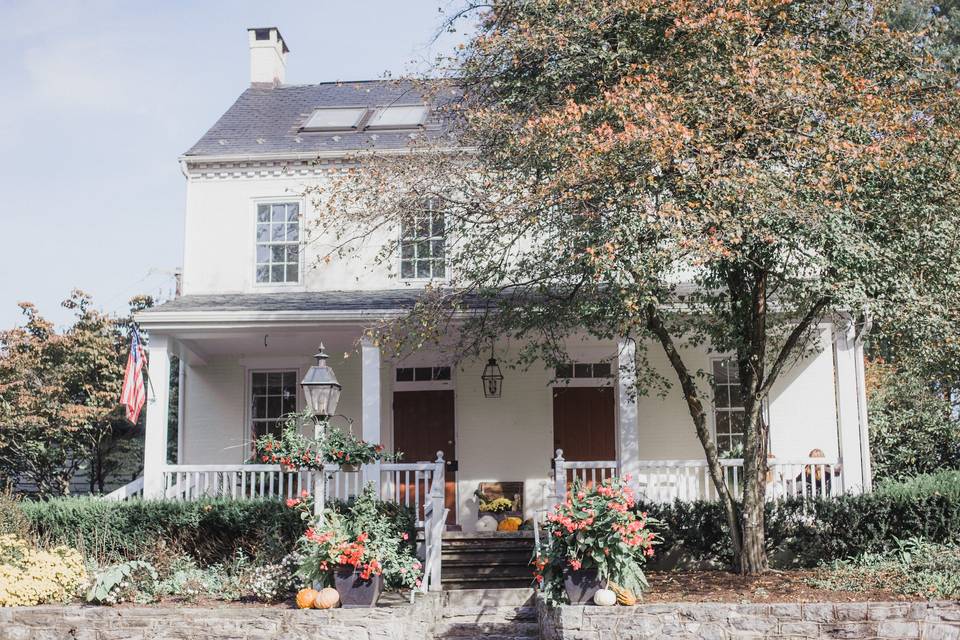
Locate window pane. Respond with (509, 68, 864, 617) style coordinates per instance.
(257, 224, 270, 242)
(400, 260, 414, 278)
(267, 372, 282, 392)
(286, 224, 299, 241)
(729, 411, 745, 434)
(556, 363, 573, 378)
(401, 243, 415, 259)
(417, 240, 431, 259)
(267, 396, 281, 418)
(432, 215, 445, 237)
(286, 264, 298, 282)
(272, 224, 285, 241)
(593, 362, 612, 378)
(272, 246, 285, 262)
(271, 265, 284, 282)
(433, 262, 446, 278)
(431, 240, 445, 259)
(257, 205, 270, 223)
(416, 216, 430, 238)
(253, 397, 268, 419)
(287, 204, 299, 221)
(414, 367, 432, 381)
(713, 359, 732, 383)
(256, 266, 270, 283)
(433, 367, 451, 381)
(715, 384, 731, 408)
(416, 260, 431, 278)
(716, 412, 730, 435)
(574, 363, 592, 378)
(728, 383, 742, 407)
(252, 373, 267, 396)
(256, 246, 270, 263)
(271, 205, 285, 223)
(396, 368, 414, 382)
(282, 396, 297, 415)
(286, 245, 299, 262)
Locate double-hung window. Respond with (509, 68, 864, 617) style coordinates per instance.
(256, 202, 300, 284)
(712, 358, 746, 456)
(250, 371, 298, 440)
(400, 199, 446, 279)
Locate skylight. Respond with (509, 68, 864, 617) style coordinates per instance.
(302, 107, 368, 132)
(366, 105, 428, 130)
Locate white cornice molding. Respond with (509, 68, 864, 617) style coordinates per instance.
(181, 146, 475, 181)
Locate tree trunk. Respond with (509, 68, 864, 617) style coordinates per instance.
(646, 306, 743, 563)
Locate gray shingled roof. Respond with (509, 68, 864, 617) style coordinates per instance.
(184, 79, 460, 158)
(146, 290, 433, 313)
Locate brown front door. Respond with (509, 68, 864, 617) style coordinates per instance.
(393, 390, 456, 524)
(553, 387, 616, 485)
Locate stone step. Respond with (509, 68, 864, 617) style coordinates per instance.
(443, 555, 532, 568)
(442, 588, 536, 608)
(442, 576, 534, 590)
(432, 620, 540, 638)
(444, 566, 532, 582)
(442, 606, 537, 623)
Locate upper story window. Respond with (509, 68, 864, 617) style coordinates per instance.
(555, 362, 613, 379)
(256, 202, 300, 284)
(712, 358, 745, 456)
(400, 199, 446, 280)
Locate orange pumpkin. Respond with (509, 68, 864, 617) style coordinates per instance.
(497, 516, 522, 532)
(296, 588, 319, 609)
(313, 587, 340, 609)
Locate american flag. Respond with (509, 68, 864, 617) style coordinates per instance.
(120, 327, 147, 424)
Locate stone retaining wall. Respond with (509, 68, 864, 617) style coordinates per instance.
(0, 595, 442, 640)
(538, 600, 960, 640)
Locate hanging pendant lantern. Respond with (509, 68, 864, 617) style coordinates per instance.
(481, 346, 503, 398)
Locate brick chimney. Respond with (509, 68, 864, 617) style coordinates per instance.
(247, 27, 288, 86)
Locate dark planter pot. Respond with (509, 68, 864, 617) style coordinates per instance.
(333, 566, 383, 608)
(563, 567, 603, 605)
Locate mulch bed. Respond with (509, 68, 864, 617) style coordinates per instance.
(643, 570, 923, 603)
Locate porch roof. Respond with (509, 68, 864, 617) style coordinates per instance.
(147, 290, 429, 313)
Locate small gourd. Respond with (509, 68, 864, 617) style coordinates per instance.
(497, 516, 522, 532)
(476, 515, 498, 532)
(593, 588, 617, 607)
(313, 587, 340, 609)
(609, 582, 637, 606)
(296, 588, 319, 609)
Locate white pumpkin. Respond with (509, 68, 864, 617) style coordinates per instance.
(593, 588, 617, 607)
(475, 515, 499, 532)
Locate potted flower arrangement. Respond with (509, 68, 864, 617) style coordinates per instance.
(295, 485, 422, 607)
(320, 427, 399, 472)
(254, 414, 322, 472)
(533, 476, 658, 605)
(477, 496, 522, 523)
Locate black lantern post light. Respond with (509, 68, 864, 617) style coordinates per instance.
(300, 344, 342, 514)
(481, 345, 504, 398)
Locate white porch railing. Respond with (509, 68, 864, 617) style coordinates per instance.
(103, 475, 144, 501)
(551, 449, 843, 505)
(159, 456, 446, 529)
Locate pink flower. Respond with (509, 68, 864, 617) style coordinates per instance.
(569, 559, 582, 570)
(285, 498, 300, 508)
(402, 532, 409, 541)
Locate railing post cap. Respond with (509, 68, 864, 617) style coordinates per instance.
(554, 449, 564, 460)
(435, 451, 444, 462)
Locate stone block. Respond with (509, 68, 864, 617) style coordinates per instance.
(779, 621, 820, 636)
(924, 623, 960, 640)
(876, 620, 920, 638)
(818, 622, 878, 638)
(802, 603, 836, 623)
(867, 603, 910, 621)
(769, 604, 802, 620)
(833, 604, 869, 622)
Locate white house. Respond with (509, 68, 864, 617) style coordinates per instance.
(131, 27, 871, 535)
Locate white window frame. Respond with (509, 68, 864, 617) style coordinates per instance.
(709, 356, 747, 457)
(398, 198, 447, 282)
(252, 198, 304, 287)
(392, 364, 454, 392)
(549, 360, 615, 388)
(247, 368, 301, 445)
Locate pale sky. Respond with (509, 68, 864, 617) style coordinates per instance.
(0, 0, 468, 328)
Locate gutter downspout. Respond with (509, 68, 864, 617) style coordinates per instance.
(853, 311, 874, 491)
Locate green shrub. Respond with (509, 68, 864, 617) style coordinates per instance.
(20, 498, 306, 565)
(638, 474, 960, 569)
(874, 469, 960, 500)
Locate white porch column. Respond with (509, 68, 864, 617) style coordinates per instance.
(617, 337, 641, 485)
(833, 322, 871, 493)
(361, 337, 382, 494)
(143, 334, 171, 499)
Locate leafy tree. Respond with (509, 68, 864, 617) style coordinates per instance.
(0, 292, 148, 497)
(315, 0, 960, 573)
(867, 360, 960, 481)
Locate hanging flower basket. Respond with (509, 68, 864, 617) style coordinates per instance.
(339, 463, 361, 473)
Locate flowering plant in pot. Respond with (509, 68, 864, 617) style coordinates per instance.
(320, 427, 400, 471)
(533, 476, 658, 605)
(253, 411, 324, 471)
(296, 485, 422, 607)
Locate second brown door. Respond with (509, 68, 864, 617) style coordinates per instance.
(552, 386, 616, 461)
